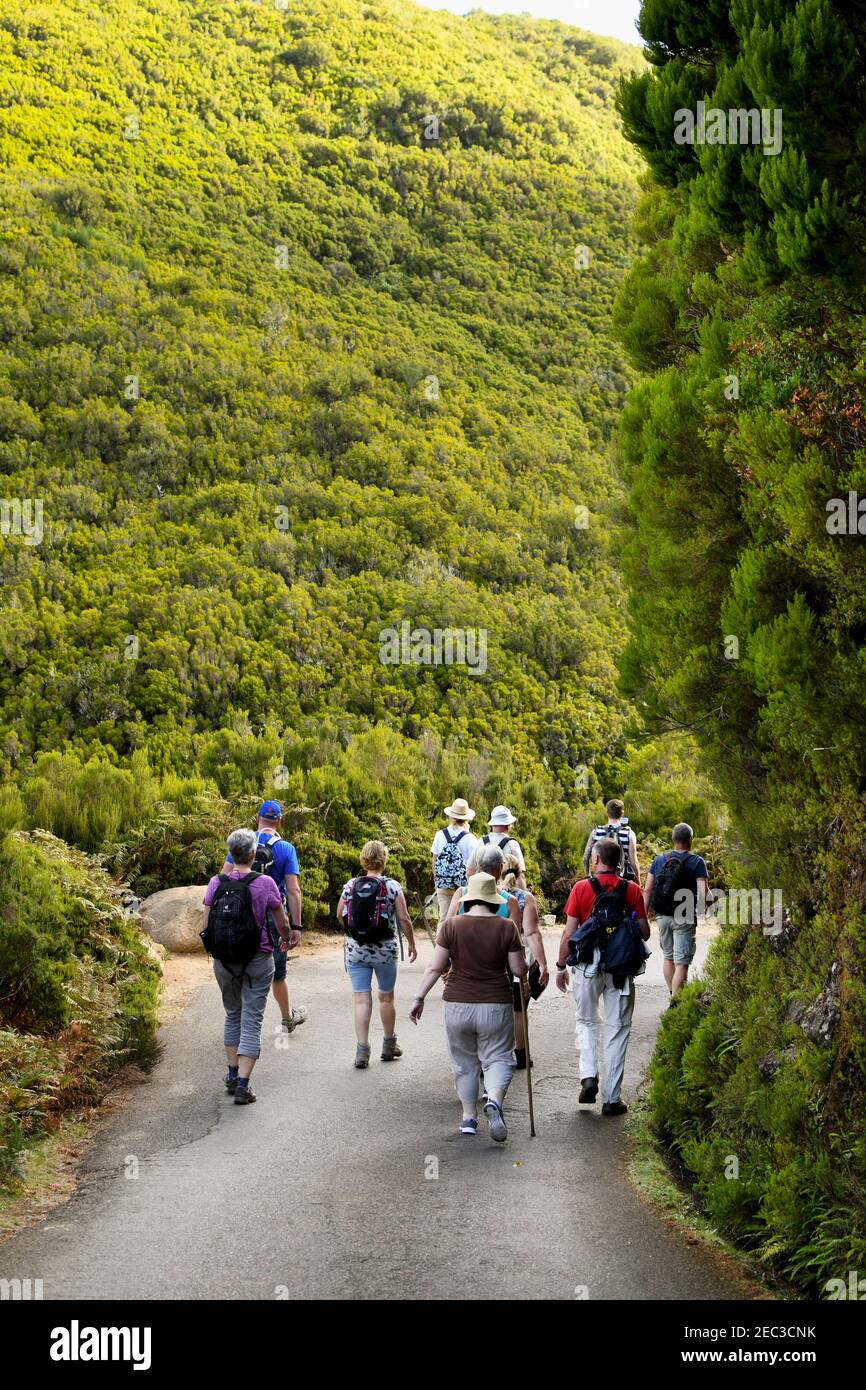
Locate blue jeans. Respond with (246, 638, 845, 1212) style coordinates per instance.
(213, 952, 275, 1058)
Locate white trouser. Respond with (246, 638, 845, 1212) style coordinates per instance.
(443, 1002, 515, 1106)
(572, 969, 635, 1104)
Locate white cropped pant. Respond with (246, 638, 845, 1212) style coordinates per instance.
(572, 969, 635, 1104)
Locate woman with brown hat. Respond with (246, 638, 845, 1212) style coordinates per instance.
(430, 797, 478, 925)
(409, 871, 526, 1141)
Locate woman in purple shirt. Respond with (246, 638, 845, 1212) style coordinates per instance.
(203, 828, 293, 1105)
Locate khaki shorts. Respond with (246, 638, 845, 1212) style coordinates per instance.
(655, 915, 696, 966)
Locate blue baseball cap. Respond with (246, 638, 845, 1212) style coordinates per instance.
(257, 800, 282, 819)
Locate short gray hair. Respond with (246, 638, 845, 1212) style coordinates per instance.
(227, 828, 257, 864)
(469, 843, 504, 877)
(672, 823, 694, 845)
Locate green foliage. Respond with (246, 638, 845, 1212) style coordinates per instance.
(618, 0, 866, 1293)
(0, 830, 160, 1191)
(0, 0, 647, 818)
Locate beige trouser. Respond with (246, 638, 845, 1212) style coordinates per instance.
(443, 1002, 515, 1105)
(436, 887, 459, 923)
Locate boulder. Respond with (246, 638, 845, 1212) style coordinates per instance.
(137, 885, 208, 953)
(800, 961, 842, 1048)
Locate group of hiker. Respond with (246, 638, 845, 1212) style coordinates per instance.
(200, 795, 708, 1141)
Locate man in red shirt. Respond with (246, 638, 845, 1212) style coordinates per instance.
(555, 837, 649, 1116)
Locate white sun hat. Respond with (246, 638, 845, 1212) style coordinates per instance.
(488, 805, 516, 826)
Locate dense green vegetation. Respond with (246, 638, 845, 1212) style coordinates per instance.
(617, 0, 866, 1293)
(0, 0, 645, 806)
(0, 830, 160, 1191)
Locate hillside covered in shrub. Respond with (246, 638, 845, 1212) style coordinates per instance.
(0, 0, 646, 809)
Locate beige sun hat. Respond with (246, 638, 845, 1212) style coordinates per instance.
(462, 872, 505, 910)
(444, 797, 476, 821)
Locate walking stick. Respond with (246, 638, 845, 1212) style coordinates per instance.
(516, 976, 536, 1137)
(413, 889, 438, 950)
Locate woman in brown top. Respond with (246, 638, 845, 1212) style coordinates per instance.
(410, 872, 526, 1141)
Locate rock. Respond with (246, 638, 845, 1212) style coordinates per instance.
(541, 913, 557, 928)
(800, 961, 842, 1047)
(137, 886, 208, 953)
(758, 1052, 779, 1079)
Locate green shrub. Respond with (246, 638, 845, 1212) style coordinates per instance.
(0, 830, 160, 1193)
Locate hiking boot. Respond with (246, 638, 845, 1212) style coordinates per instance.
(381, 1035, 402, 1061)
(579, 1076, 599, 1104)
(483, 1098, 508, 1143)
(458, 1117, 478, 1135)
(234, 1084, 257, 1106)
(602, 1101, 628, 1117)
(354, 1042, 371, 1069)
(282, 1007, 307, 1034)
(224, 1070, 238, 1094)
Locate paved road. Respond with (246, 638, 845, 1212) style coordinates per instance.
(0, 929, 746, 1300)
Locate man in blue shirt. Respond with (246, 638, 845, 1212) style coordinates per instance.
(221, 800, 306, 1033)
(644, 823, 708, 999)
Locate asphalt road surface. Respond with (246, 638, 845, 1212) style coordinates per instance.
(0, 928, 748, 1300)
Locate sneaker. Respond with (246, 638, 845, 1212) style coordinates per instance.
(579, 1076, 599, 1104)
(354, 1042, 371, 1070)
(234, 1084, 257, 1106)
(381, 1035, 402, 1061)
(483, 1098, 508, 1143)
(458, 1117, 478, 1135)
(224, 1071, 238, 1094)
(601, 1101, 628, 1117)
(282, 1007, 307, 1034)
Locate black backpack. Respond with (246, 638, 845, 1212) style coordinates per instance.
(345, 876, 395, 946)
(652, 851, 690, 915)
(482, 833, 516, 855)
(567, 878, 631, 966)
(200, 873, 261, 972)
(565, 877, 647, 985)
(251, 830, 281, 878)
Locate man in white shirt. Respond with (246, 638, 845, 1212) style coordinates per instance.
(481, 806, 526, 890)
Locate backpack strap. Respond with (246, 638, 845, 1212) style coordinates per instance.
(452, 831, 466, 844)
(442, 828, 453, 845)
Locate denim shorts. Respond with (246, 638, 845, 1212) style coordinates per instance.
(656, 914, 697, 965)
(272, 942, 287, 983)
(346, 958, 398, 993)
